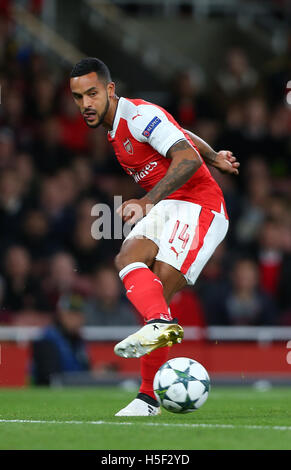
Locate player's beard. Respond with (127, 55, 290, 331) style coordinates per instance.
(85, 95, 110, 128)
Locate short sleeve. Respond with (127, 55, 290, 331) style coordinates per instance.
(128, 104, 186, 157)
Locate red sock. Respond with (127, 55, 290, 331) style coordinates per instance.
(119, 262, 172, 322)
(139, 346, 169, 400)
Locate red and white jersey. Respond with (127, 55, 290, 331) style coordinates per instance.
(107, 97, 227, 214)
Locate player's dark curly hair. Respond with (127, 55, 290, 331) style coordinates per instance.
(70, 57, 111, 84)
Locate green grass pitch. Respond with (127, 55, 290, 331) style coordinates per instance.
(0, 386, 290, 450)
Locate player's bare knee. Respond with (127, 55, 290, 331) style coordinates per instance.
(114, 248, 148, 272)
(152, 260, 186, 304)
(114, 251, 127, 272)
(115, 250, 154, 272)
(115, 238, 158, 272)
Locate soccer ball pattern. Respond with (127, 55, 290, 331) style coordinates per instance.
(153, 357, 210, 413)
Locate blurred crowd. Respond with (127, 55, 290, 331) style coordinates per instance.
(0, 12, 291, 329)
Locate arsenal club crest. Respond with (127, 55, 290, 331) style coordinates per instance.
(123, 138, 133, 155)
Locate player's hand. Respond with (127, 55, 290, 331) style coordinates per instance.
(214, 151, 240, 175)
(116, 196, 154, 224)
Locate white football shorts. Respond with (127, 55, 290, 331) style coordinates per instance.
(123, 199, 229, 285)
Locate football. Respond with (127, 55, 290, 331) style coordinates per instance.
(153, 357, 210, 413)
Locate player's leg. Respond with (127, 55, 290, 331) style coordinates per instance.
(114, 237, 184, 359)
(137, 261, 186, 399)
(115, 237, 169, 323)
(115, 201, 228, 416)
(126, 203, 229, 415)
(115, 261, 186, 416)
(152, 260, 187, 304)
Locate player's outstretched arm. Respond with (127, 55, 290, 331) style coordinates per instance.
(184, 129, 240, 176)
(146, 139, 202, 204)
(117, 139, 202, 224)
